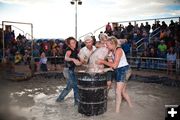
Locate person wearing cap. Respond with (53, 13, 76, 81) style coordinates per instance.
(78, 35, 96, 64)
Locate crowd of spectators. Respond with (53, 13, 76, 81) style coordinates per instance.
(105, 20, 180, 59)
(0, 18, 180, 72)
(0, 26, 68, 71)
(104, 19, 180, 72)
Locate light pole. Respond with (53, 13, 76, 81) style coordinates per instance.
(70, 0, 82, 40)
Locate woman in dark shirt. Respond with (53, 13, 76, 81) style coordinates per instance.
(56, 37, 81, 105)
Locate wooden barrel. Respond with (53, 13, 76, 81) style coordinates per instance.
(76, 72, 107, 116)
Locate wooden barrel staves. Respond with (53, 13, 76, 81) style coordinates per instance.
(76, 72, 107, 116)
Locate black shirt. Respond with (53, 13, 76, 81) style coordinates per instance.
(64, 47, 79, 69)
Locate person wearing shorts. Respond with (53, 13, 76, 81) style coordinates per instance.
(97, 36, 133, 113)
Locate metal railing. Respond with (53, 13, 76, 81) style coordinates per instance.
(127, 57, 179, 75)
(3, 54, 179, 76)
(2, 21, 33, 60)
(11, 25, 25, 35)
(136, 38, 144, 51)
(148, 27, 161, 42)
(135, 27, 161, 53)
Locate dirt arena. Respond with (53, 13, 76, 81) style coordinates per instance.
(0, 64, 180, 120)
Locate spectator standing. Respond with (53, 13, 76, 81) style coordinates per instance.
(167, 47, 176, 75)
(161, 21, 168, 31)
(32, 47, 40, 71)
(157, 40, 167, 58)
(140, 50, 149, 69)
(169, 20, 175, 34)
(105, 22, 112, 36)
(39, 52, 48, 72)
(145, 22, 151, 34)
(50, 47, 58, 70)
(127, 22, 134, 33)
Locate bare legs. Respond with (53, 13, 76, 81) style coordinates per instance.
(115, 82, 124, 113)
(122, 84, 133, 108)
(115, 82, 132, 113)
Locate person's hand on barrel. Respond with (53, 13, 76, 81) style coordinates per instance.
(72, 59, 82, 66)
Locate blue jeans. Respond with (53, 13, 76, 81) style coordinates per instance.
(56, 68, 79, 104)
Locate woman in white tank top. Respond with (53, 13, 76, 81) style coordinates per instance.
(97, 36, 133, 113)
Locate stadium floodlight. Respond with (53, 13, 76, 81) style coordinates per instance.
(70, 0, 82, 40)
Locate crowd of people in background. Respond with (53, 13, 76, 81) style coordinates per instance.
(0, 19, 180, 73)
(105, 20, 180, 59)
(104, 20, 180, 74)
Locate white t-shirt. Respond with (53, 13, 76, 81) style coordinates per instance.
(112, 48, 128, 68)
(78, 46, 96, 62)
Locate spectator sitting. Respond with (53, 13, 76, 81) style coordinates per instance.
(148, 48, 157, 57)
(14, 51, 22, 64)
(148, 48, 157, 69)
(23, 50, 30, 65)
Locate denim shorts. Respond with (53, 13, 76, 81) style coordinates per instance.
(114, 65, 131, 83)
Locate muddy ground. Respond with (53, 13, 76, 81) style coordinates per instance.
(0, 72, 180, 120)
(0, 63, 180, 120)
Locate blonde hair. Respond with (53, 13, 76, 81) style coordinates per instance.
(107, 36, 118, 47)
(99, 33, 108, 41)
